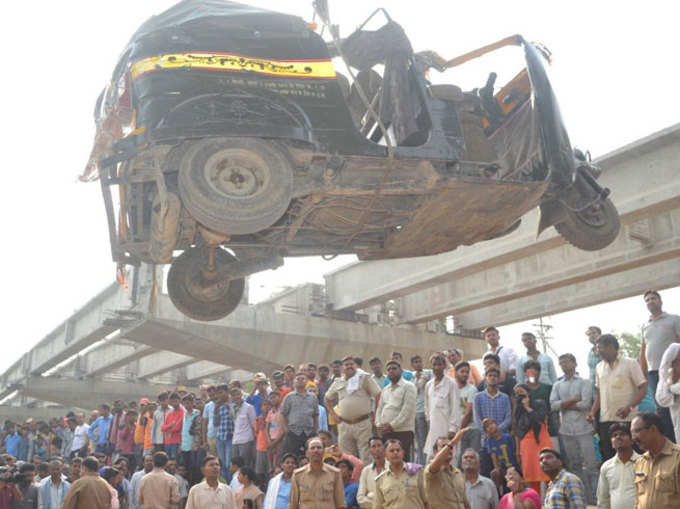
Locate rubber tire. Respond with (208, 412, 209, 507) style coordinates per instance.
(178, 137, 293, 235)
(554, 198, 621, 251)
(167, 247, 245, 321)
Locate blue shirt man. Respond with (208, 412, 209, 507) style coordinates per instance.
(88, 408, 113, 451)
(4, 431, 21, 457)
(181, 402, 200, 453)
(473, 368, 512, 447)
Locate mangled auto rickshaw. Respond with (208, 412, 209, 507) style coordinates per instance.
(84, 0, 620, 321)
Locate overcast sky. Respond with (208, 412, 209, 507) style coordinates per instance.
(1, 0, 678, 376)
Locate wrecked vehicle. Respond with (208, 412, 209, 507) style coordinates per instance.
(84, 0, 620, 321)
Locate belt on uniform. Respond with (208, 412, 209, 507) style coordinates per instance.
(341, 414, 370, 425)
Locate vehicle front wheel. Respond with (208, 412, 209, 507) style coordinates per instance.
(554, 198, 620, 251)
(166, 247, 245, 321)
(178, 137, 293, 235)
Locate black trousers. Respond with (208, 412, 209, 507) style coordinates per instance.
(283, 431, 312, 459)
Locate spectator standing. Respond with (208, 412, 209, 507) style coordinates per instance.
(586, 326, 602, 393)
(247, 376, 270, 418)
(483, 327, 518, 377)
(640, 290, 680, 441)
(3, 425, 20, 459)
(461, 449, 498, 509)
(59, 456, 112, 509)
(116, 410, 138, 473)
(305, 385, 327, 432)
(630, 412, 680, 509)
(454, 362, 480, 466)
(481, 418, 518, 491)
(270, 372, 291, 402)
(108, 401, 126, 461)
(411, 355, 432, 465)
(265, 391, 284, 467)
(201, 386, 216, 457)
(263, 453, 297, 509)
(446, 349, 482, 386)
(316, 365, 332, 405)
(186, 455, 235, 509)
(374, 439, 426, 509)
(280, 373, 318, 459)
(254, 399, 272, 485)
(138, 452, 180, 509)
(389, 353, 414, 381)
(550, 353, 597, 504)
(180, 395, 200, 483)
(288, 437, 345, 509)
(596, 423, 638, 509)
(368, 358, 388, 389)
(521, 360, 559, 451)
(324, 357, 381, 463)
(655, 343, 680, 440)
(0, 467, 22, 508)
(230, 387, 256, 470)
(477, 355, 517, 398)
(214, 385, 234, 483)
(152, 394, 171, 453)
(375, 361, 417, 461)
(588, 334, 647, 461)
(424, 354, 460, 462)
(539, 448, 586, 509)
(473, 368, 511, 476)
(162, 394, 184, 460)
(130, 455, 153, 509)
(516, 332, 557, 385)
(71, 414, 89, 459)
(357, 436, 386, 509)
(135, 399, 150, 460)
(512, 384, 552, 495)
(88, 404, 113, 455)
(60, 418, 76, 459)
(14, 463, 38, 509)
(423, 431, 471, 509)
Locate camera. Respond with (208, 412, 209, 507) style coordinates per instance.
(0, 467, 26, 484)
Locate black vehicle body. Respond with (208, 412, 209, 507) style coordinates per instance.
(87, 0, 620, 321)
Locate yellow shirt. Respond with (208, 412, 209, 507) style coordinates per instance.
(596, 355, 646, 422)
(633, 439, 680, 509)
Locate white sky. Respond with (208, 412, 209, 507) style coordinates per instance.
(1, 0, 678, 376)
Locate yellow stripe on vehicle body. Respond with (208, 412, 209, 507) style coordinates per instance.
(130, 52, 336, 80)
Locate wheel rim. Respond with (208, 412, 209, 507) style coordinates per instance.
(203, 148, 270, 200)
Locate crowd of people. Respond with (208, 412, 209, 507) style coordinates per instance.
(0, 289, 679, 509)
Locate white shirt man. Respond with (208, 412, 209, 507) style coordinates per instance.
(424, 355, 460, 460)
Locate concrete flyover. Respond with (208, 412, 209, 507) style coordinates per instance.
(324, 123, 680, 327)
(0, 263, 483, 415)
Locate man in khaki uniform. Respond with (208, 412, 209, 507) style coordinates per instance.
(325, 356, 381, 463)
(374, 439, 427, 509)
(424, 431, 471, 509)
(631, 412, 680, 509)
(289, 437, 346, 509)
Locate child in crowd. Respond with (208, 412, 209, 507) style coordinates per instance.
(483, 418, 519, 493)
(254, 399, 271, 490)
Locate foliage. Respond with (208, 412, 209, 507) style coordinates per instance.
(615, 331, 642, 358)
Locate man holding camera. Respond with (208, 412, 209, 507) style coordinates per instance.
(0, 466, 23, 509)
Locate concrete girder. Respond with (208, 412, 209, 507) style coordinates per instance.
(401, 206, 680, 324)
(137, 352, 195, 380)
(18, 376, 197, 409)
(0, 405, 72, 423)
(122, 298, 486, 372)
(324, 123, 680, 313)
(184, 361, 232, 383)
(454, 257, 680, 329)
(82, 340, 157, 377)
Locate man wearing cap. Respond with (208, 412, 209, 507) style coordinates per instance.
(246, 374, 270, 417)
(280, 372, 319, 458)
(325, 356, 381, 463)
(375, 361, 417, 461)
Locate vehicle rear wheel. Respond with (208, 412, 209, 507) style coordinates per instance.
(167, 246, 245, 321)
(178, 137, 293, 235)
(554, 198, 620, 251)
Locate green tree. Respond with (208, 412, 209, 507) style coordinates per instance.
(616, 331, 642, 358)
